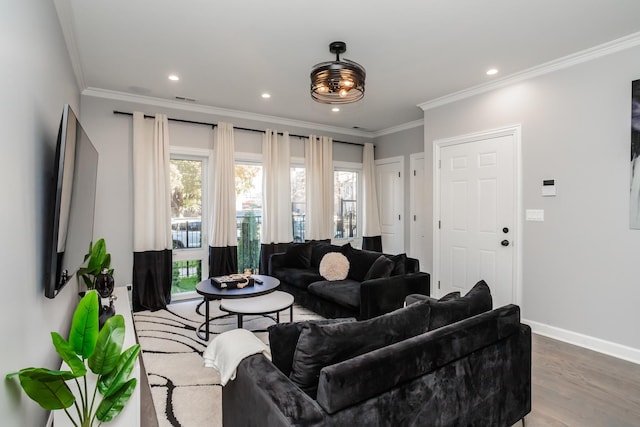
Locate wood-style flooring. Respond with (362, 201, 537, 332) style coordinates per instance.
(140, 333, 640, 427)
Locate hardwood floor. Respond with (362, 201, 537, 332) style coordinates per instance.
(522, 334, 640, 427)
(140, 333, 640, 426)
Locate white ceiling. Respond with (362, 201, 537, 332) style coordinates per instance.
(56, 0, 640, 134)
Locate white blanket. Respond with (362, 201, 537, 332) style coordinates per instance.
(203, 328, 271, 386)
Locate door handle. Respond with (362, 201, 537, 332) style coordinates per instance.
(501, 239, 510, 247)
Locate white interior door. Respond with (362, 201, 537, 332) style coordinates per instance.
(436, 129, 519, 308)
(410, 153, 427, 270)
(375, 157, 404, 255)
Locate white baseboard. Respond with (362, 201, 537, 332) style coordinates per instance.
(523, 318, 640, 365)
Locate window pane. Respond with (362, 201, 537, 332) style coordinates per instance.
(236, 164, 262, 273)
(334, 171, 358, 239)
(291, 167, 306, 242)
(170, 159, 203, 249)
(171, 260, 201, 294)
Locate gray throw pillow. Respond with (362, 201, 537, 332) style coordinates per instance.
(428, 280, 492, 330)
(363, 255, 394, 281)
(289, 300, 431, 398)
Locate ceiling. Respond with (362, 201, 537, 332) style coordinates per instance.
(55, 0, 640, 135)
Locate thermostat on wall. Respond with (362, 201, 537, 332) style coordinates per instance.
(542, 179, 556, 197)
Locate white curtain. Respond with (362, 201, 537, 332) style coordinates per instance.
(209, 122, 237, 247)
(132, 112, 172, 251)
(362, 142, 382, 237)
(262, 130, 292, 244)
(305, 135, 333, 240)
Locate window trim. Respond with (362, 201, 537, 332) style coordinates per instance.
(332, 161, 363, 247)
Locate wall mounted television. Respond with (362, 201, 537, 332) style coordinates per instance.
(45, 104, 98, 298)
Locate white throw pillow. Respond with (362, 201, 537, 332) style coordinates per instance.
(319, 252, 350, 281)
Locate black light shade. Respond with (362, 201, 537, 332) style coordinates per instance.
(310, 41, 365, 104)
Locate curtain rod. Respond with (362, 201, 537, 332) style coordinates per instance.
(112, 110, 365, 147)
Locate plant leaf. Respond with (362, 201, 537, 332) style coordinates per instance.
(95, 378, 137, 422)
(88, 315, 124, 375)
(51, 332, 86, 377)
(16, 368, 76, 410)
(98, 344, 140, 397)
(87, 239, 105, 272)
(69, 290, 99, 358)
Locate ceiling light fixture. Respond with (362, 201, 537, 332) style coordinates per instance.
(332, 107, 340, 112)
(310, 41, 365, 104)
(486, 68, 498, 76)
(261, 93, 271, 99)
(168, 74, 180, 81)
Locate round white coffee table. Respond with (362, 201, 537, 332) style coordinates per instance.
(220, 291, 294, 328)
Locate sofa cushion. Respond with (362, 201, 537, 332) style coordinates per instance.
(268, 318, 356, 377)
(319, 253, 350, 281)
(340, 244, 382, 282)
(387, 253, 407, 275)
(289, 300, 431, 398)
(308, 280, 361, 311)
(363, 255, 394, 281)
(428, 280, 492, 330)
(271, 267, 323, 290)
(285, 242, 313, 269)
(310, 242, 341, 268)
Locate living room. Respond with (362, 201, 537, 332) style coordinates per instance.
(3, 1, 640, 426)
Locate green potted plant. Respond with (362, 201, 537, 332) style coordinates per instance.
(6, 291, 140, 426)
(77, 239, 113, 290)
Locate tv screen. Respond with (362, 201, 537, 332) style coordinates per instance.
(45, 104, 98, 298)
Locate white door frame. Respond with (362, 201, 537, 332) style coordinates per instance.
(409, 152, 425, 266)
(375, 156, 405, 254)
(432, 125, 523, 305)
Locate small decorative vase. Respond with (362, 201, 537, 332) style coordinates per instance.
(94, 268, 114, 299)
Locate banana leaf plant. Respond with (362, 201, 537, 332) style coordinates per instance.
(77, 239, 113, 290)
(6, 291, 139, 426)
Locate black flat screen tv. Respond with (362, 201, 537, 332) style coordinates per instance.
(45, 104, 99, 298)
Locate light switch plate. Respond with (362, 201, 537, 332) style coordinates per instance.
(526, 209, 544, 221)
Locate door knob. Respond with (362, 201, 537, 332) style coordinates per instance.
(501, 239, 510, 247)
(503, 227, 509, 233)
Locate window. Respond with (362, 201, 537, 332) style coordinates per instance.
(333, 165, 361, 242)
(291, 166, 306, 242)
(235, 162, 262, 273)
(170, 151, 209, 298)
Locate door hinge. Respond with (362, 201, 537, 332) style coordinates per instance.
(413, 214, 417, 221)
(438, 280, 441, 289)
(398, 214, 401, 221)
(438, 220, 441, 229)
(438, 160, 441, 169)
(398, 171, 401, 178)
(413, 169, 416, 176)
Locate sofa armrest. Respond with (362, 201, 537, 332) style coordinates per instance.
(222, 354, 325, 427)
(268, 252, 287, 275)
(359, 272, 430, 319)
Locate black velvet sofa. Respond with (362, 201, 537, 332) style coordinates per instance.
(222, 282, 532, 426)
(268, 240, 430, 320)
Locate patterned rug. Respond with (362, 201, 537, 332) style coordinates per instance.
(133, 298, 322, 427)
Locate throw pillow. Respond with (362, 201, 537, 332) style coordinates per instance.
(284, 242, 313, 269)
(319, 252, 350, 281)
(428, 280, 492, 330)
(289, 300, 431, 398)
(340, 243, 382, 281)
(363, 255, 394, 281)
(439, 291, 461, 301)
(388, 253, 407, 275)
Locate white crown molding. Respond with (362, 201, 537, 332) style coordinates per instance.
(82, 87, 375, 139)
(418, 31, 640, 111)
(373, 118, 424, 137)
(523, 318, 640, 365)
(54, 0, 86, 91)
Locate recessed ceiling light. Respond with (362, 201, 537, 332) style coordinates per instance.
(261, 93, 271, 99)
(332, 107, 340, 112)
(486, 68, 498, 76)
(168, 74, 180, 81)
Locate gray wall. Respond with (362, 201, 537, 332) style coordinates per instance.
(373, 125, 425, 256)
(423, 46, 640, 350)
(1, 2, 81, 426)
(80, 95, 368, 287)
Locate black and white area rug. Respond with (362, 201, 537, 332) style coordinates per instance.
(133, 298, 322, 427)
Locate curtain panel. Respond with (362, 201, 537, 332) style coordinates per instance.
(304, 135, 334, 241)
(260, 130, 293, 273)
(132, 112, 172, 311)
(209, 122, 238, 276)
(362, 142, 383, 252)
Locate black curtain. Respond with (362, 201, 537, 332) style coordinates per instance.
(132, 249, 172, 312)
(209, 245, 238, 277)
(362, 236, 383, 252)
(259, 242, 290, 275)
